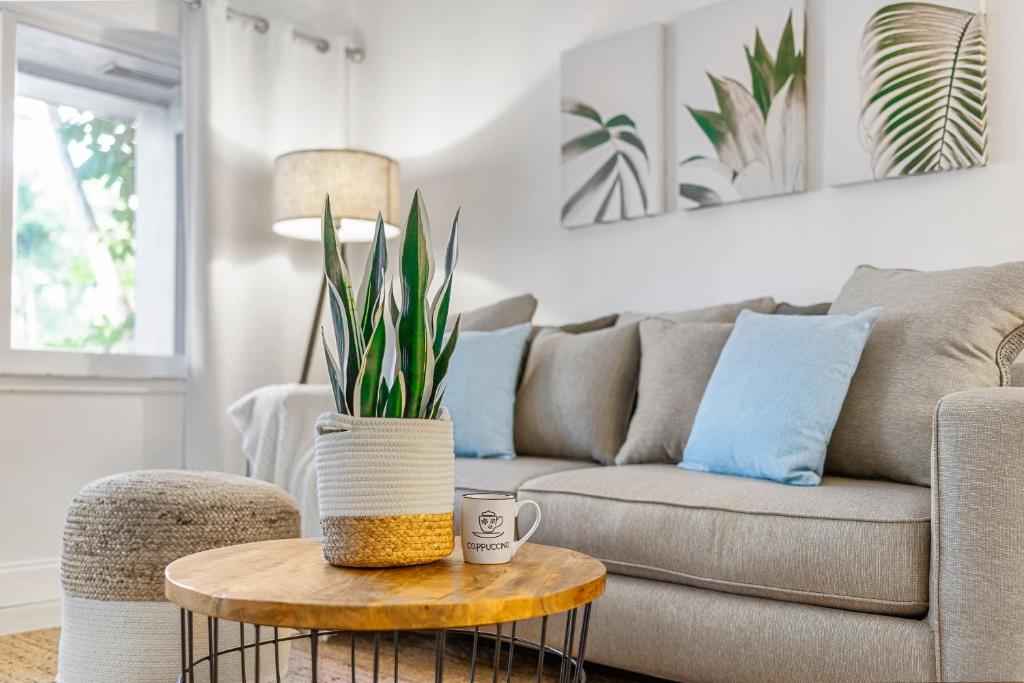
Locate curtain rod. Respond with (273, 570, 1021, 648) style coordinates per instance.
(226, 6, 269, 33)
(293, 29, 329, 54)
(179, 1, 346, 58)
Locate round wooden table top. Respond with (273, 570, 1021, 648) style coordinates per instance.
(165, 538, 606, 631)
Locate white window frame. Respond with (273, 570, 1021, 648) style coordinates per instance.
(0, 7, 185, 379)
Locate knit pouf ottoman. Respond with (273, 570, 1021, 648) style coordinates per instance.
(57, 470, 300, 683)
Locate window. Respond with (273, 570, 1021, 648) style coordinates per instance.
(0, 12, 184, 376)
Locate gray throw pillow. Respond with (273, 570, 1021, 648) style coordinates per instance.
(458, 294, 538, 331)
(616, 321, 733, 465)
(828, 263, 1024, 486)
(617, 296, 776, 326)
(774, 301, 831, 315)
(515, 323, 640, 464)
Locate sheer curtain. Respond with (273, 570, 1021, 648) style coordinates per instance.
(181, 0, 349, 471)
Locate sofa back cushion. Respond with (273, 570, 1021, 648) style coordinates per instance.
(616, 321, 732, 465)
(515, 323, 640, 464)
(616, 296, 776, 326)
(827, 263, 1024, 485)
(529, 313, 619, 343)
(458, 294, 538, 331)
(774, 301, 831, 315)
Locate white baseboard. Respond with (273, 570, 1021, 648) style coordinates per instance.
(0, 599, 61, 635)
(0, 557, 59, 608)
(0, 557, 60, 635)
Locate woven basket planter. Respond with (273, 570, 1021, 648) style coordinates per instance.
(315, 411, 456, 567)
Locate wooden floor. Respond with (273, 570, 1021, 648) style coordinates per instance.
(0, 628, 663, 682)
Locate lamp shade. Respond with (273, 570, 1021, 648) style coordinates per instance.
(272, 149, 401, 242)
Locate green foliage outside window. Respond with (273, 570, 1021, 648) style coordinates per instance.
(13, 100, 138, 353)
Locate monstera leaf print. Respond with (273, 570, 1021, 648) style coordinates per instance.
(561, 100, 651, 224)
(678, 12, 806, 208)
(859, 2, 988, 178)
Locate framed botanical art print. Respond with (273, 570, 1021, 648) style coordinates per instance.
(560, 24, 665, 228)
(824, 1, 988, 186)
(675, 0, 807, 210)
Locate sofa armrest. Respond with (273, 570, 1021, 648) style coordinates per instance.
(931, 387, 1024, 682)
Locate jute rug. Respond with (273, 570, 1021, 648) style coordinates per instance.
(0, 628, 663, 682)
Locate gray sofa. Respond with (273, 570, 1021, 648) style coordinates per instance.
(236, 370, 1024, 681)
(446, 265, 1024, 682)
(455, 387, 1024, 682)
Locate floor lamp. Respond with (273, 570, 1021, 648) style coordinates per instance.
(271, 149, 400, 383)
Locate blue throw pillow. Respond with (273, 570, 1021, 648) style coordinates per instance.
(442, 323, 532, 458)
(681, 307, 880, 485)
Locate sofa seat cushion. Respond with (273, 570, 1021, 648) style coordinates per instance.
(454, 456, 597, 533)
(520, 465, 930, 617)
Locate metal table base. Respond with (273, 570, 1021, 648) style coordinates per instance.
(177, 603, 593, 683)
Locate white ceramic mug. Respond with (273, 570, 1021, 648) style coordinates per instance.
(460, 493, 541, 564)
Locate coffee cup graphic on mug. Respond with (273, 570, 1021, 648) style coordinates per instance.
(461, 493, 541, 564)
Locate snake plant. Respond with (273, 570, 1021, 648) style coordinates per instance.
(321, 190, 460, 419)
(859, 2, 988, 178)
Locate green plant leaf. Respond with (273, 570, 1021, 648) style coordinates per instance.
(706, 75, 770, 172)
(431, 209, 459, 358)
(389, 283, 400, 328)
(428, 314, 460, 417)
(773, 12, 801, 95)
(561, 129, 612, 162)
(562, 99, 603, 125)
(753, 29, 776, 77)
(321, 327, 348, 414)
(617, 151, 648, 213)
(355, 309, 386, 417)
(397, 190, 434, 418)
(357, 213, 388, 341)
(679, 183, 723, 207)
(322, 198, 362, 357)
(687, 107, 731, 154)
(384, 371, 406, 418)
(377, 377, 390, 415)
(326, 278, 360, 403)
(322, 195, 363, 410)
(561, 153, 619, 222)
(429, 389, 446, 420)
(605, 114, 637, 129)
(746, 43, 775, 118)
(596, 174, 623, 223)
(321, 195, 345, 294)
(614, 130, 649, 166)
(859, 3, 988, 177)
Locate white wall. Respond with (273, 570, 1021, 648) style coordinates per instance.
(348, 0, 1024, 323)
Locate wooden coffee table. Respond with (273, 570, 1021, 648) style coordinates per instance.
(165, 537, 606, 682)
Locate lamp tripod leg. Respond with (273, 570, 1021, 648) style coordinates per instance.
(300, 275, 328, 384)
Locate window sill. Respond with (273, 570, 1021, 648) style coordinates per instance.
(0, 349, 186, 380)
